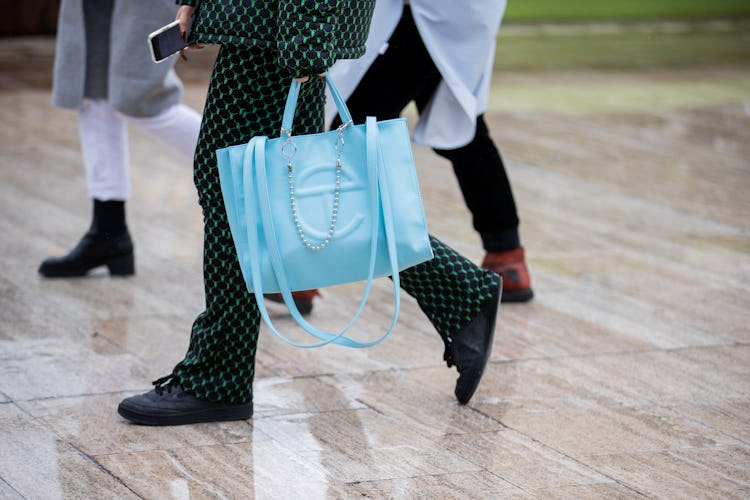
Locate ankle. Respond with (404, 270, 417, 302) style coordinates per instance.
(91, 199, 128, 238)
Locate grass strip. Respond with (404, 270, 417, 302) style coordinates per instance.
(494, 21, 750, 71)
(504, 0, 750, 23)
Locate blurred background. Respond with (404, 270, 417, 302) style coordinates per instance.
(2, 0, 749, 71)
(1, 2, 749, 497)
(0, 0, 59, 37)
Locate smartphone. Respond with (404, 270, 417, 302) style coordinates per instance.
(148, 20, 189, 63)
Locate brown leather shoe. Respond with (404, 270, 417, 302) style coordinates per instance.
(265, 289, 321, 315)
(482, 247, 533, 303)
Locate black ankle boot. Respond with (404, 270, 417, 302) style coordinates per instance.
(38, 230, 134, 277)
(39, 199, 134, 277)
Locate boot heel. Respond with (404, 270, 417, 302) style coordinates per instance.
(108, 254, 135, 276)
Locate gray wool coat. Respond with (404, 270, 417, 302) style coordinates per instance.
(52, 0, 184, 118)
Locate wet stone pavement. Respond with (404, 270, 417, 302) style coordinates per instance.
(0, 39, 749, 498)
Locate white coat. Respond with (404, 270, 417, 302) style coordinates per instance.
(328, 0, 506, 149)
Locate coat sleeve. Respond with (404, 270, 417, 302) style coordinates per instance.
(277, 0, 337, 76)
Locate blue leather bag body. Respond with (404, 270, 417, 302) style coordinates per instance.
(216, 75, 433, 348)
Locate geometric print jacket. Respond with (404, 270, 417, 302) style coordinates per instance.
(177, 0, 375, 76)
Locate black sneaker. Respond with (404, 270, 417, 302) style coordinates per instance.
(444, 278, 502, 404)
(117, 376, 253, 426)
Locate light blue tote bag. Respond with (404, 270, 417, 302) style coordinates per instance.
(216, 75, 433, 348)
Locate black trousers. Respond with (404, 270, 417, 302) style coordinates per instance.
(334, 7, 520, 252)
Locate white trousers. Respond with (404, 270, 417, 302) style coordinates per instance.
(79, 99, 201, 200)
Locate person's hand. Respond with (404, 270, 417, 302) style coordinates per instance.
(176, 6, 203, 58)
(294, 73, 326, 83)
(176, 6, 194, 40)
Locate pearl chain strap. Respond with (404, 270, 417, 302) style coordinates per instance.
(282, 121, 351, 251)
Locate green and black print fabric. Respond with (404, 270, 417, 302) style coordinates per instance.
(178, 0, 375, 73)
(171, 46, 500, 404)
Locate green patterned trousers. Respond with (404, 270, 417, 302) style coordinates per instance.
(172, 46, 500, 404)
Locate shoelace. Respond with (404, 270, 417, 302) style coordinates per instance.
(442, 337, 455, 368)
(152, 375, 179, 396)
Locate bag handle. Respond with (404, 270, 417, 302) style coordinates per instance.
(280, 74, 353, 138)
(245, 117, 401, 348)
